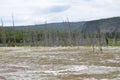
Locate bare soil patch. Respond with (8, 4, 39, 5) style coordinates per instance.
(0, 46, 120, 80)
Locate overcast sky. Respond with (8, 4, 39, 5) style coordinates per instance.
(0, 0, 120, 26)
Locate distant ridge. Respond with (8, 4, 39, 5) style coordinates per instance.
(7, 17, 120, 33)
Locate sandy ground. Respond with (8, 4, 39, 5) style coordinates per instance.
(0, 46, 120, 80)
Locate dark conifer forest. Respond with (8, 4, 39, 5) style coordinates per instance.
(0, 17, 120, 47)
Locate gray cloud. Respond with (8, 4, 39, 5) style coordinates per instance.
(35, 5, 70, 15)
(46, 5, 70, 13)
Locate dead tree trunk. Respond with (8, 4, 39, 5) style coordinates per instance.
(98, 27, 102, 53)
(67, 17, 72, 46)
(43, 21, 48, 46)
(1, 18, 6, 46)
(12, 14, 16, 46)
(113, 27, 118, 45)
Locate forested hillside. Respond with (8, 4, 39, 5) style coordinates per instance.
(0, 17, 120, 46)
